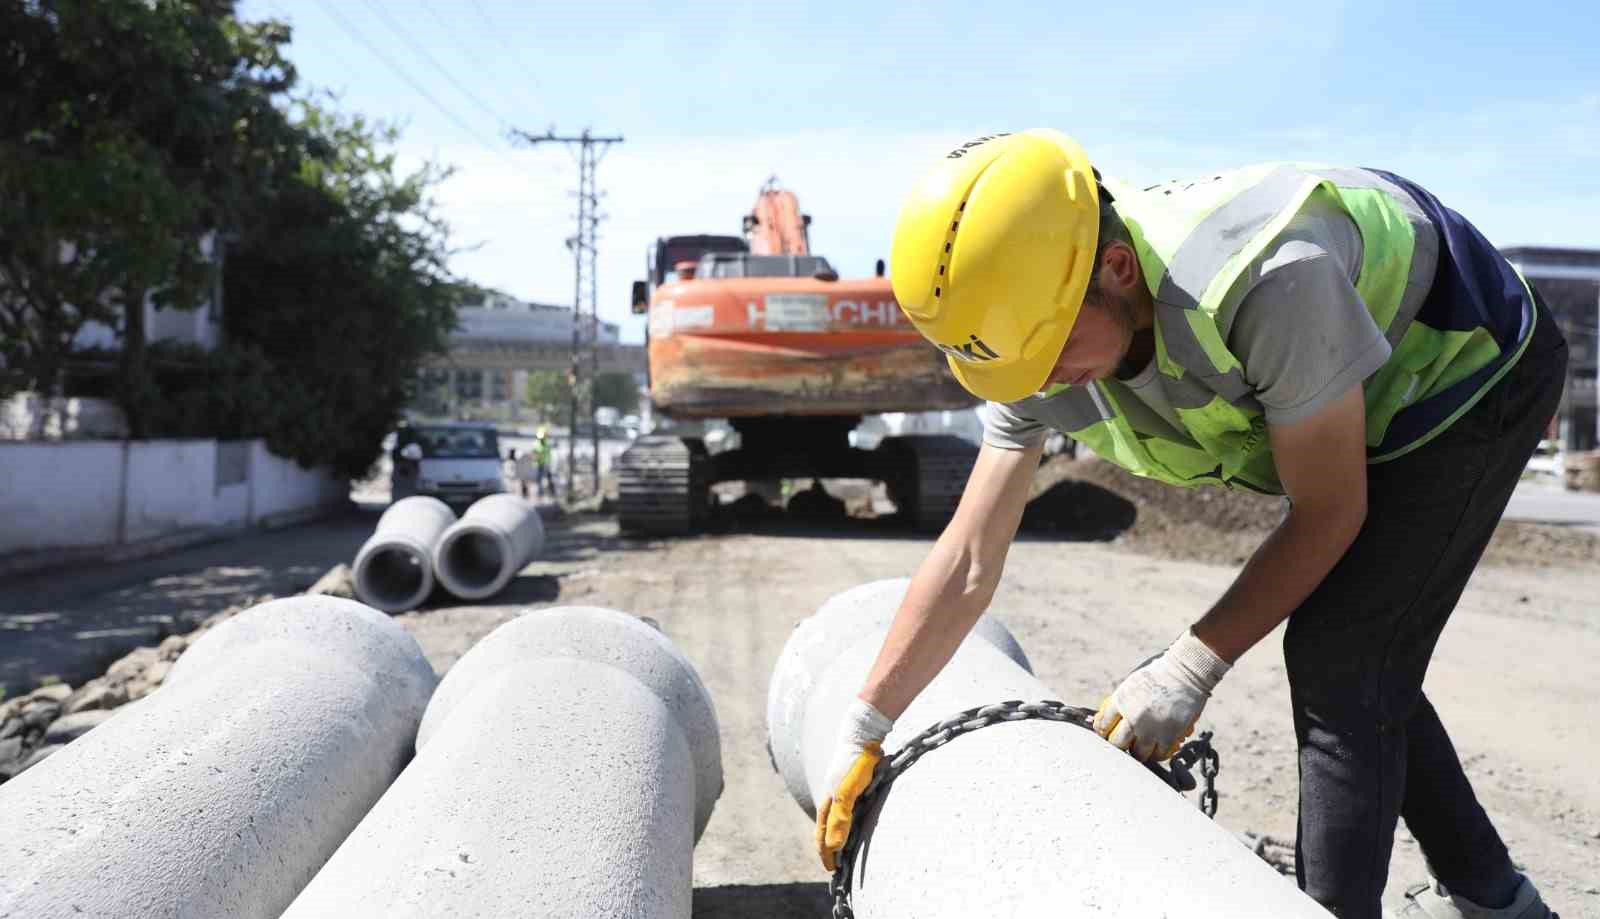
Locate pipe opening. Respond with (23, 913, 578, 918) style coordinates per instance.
(442, 530, 506, 592)
(361, 546, 427, 609)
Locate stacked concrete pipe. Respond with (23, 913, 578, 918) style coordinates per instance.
(353, 495, 456, 612)
(0, 597, 437, 919)
(285, 606, 722, 919)
(431, 493, 545, 600)
(767, 578, 1331, 918)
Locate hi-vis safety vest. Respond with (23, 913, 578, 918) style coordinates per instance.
(1033, 164, 1536, 494)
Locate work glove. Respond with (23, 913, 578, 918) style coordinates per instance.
(1093, 629, 1229, 762)
(814, 697, 893, 872)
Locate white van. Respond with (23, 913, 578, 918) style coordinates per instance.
(391, 423, 506, 509)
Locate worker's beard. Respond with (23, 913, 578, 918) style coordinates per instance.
(1084, 284, 1144, 380)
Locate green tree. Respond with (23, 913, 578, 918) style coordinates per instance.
(218, 101, 464, 478)
(0, 1, 299, 433)
(525, 368, 574, 423)
(592, 371, 641, 415)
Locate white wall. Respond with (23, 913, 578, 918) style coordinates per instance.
(73, 297, 220, 353)
(251, 443, 349, 524)
(0, 442, 126, 550)
(123, 440, 217, 543)
(0, 439, 348, 556)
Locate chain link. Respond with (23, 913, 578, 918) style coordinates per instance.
(829, 700, 1221, 919)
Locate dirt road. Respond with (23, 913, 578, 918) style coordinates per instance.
(394, 512, 1600, 918)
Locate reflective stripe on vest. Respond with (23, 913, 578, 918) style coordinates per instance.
(1026, 164, 1526, 493)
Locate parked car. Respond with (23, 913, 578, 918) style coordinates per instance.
(390, 422, 505, 509)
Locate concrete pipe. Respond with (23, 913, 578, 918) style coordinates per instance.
(431, 493, 544, 600)
(353, 495, 456, 612)
(767, 579, 1331, 918)
(0, 597, 438, 919)
(284, 606, 721, 919)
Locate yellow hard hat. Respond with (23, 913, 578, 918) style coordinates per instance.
(891, 130, 1100, 403)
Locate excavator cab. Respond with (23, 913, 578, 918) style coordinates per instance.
(648, 235, 747, 286)
(694, 252, 838, 282)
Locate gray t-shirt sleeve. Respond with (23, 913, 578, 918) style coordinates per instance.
(1227, 197, 1392, 425)
(980, 399, 1047, 450)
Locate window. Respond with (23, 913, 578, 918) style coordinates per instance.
(454, 369, 484, 401)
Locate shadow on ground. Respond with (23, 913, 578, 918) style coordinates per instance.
(412, 573, 561, 612)
(0, 509, 376, 696)
(690, 479, 1138, 544)
(693, 882, 832, 918)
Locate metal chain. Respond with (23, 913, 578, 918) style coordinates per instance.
(829, 700, 1221, 919)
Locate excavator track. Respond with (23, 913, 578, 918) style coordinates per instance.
(617, 436, 706, 535)
(880, 434, 979, 531)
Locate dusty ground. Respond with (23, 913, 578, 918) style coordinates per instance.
(5, 459, 1595, 916)
(391, 461, 1600, 918)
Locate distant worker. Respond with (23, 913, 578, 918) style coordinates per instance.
(815, 131, 1566, 919)
(532, 426, 556, 500)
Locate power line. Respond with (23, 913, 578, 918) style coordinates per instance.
(467, 0, 538, 98)
(358, 0, 516, 133)
(420, 0, 513, 87)
(513, 127, 624, 500)
(316, 0, 506, 153)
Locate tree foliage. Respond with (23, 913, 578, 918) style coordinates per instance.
(525, 370, 640, 424)
(1, 1, 463, 478)
(524, 369, 571, 423)
(0, 0, 299, 422)
(592, 371, 641, 415)
(217, 103, 463, 478)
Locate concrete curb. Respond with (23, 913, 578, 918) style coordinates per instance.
(768, 578, 1331, 917)
(287, 607, 720, 918)
(0, 596, 438, 919)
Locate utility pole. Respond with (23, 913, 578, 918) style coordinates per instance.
(512, 128, 624, 501)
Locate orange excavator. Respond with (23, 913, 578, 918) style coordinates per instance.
(616, 179, 978, 534)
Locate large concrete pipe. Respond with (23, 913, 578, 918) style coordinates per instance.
(353, 495, 456, 612)
(767, 579, 1330, 918)
(0, 597, 438, 919)
(431, 493, 544, 600)
(284, 606, 722, 919)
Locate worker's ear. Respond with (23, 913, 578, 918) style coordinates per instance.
(1098, 241, 1141, 297)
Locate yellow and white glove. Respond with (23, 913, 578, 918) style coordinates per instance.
(814, 698, 892, 871)
(1093, 629, 1229, 762)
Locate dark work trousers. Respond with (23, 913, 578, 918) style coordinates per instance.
(1283, 296, 1568, 918)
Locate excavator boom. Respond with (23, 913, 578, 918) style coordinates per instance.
(744, 178, 810, 256)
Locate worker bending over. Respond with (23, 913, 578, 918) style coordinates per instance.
(816, 131, 1565, 919)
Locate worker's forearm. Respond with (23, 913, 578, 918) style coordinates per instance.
(858, 540, 993, 721)
(1192, 504, 1363, 663)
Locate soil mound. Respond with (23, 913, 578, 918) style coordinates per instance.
(1029, 455, 1600, 569)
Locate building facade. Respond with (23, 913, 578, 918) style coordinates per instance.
(1502, 247, 1600, 451)
(416, 291, 643, 424)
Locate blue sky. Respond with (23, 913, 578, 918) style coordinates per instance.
(239, 0, 1599, 343)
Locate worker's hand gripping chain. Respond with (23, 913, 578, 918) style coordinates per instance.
(1094, 629, 1230, 762)
(823, 699, 1221, 919)
(815, 698, 893, 872)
